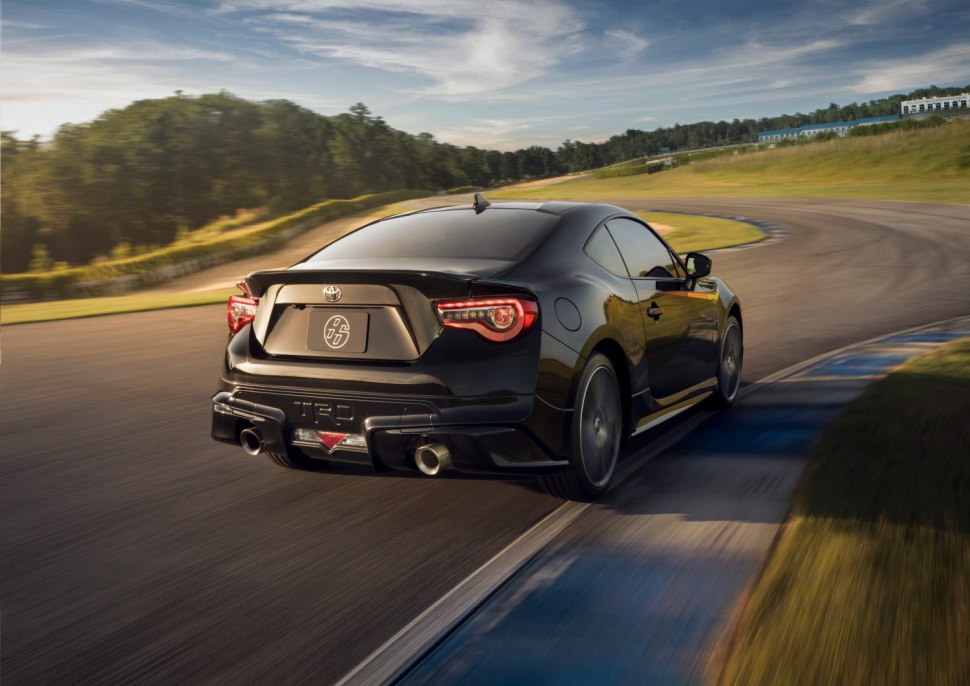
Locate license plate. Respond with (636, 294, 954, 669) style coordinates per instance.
(307, 309, 369, 353)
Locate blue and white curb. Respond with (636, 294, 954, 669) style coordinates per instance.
(751, 316, 970, 389)
(645, 208, 788, 253)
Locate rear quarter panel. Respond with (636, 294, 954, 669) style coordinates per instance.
(501, 207, 648, 410)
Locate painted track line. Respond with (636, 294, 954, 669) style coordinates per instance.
(335, 500, 589, 685)
(336, 409, 716, 686)
(336, 313, 970, 685)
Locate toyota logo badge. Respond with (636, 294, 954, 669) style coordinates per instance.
(323, 285, 342, 302)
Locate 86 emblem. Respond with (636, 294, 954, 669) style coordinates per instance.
(323, 315, 351, 349)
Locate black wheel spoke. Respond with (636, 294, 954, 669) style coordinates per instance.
(579, 365, 620, 488)
(718, 322, 742, 403)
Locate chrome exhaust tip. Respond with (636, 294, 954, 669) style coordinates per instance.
(240, 427, 263, 456)
(415, 443, 452, 476)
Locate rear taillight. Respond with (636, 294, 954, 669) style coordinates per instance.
(228, 295, 259, 334)
(436, 297, 538, 342)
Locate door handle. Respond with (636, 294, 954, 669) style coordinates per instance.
(647, 303, 664, 321)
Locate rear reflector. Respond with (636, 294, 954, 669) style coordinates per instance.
(436, 297, 538, 342)
(317, 431, 346, 451)
(292, 428, 367, 453)
(228, 295, 259, 333)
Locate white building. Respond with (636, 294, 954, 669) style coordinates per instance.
(901, 93, 970, 115)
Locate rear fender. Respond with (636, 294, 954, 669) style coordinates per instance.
(568, 326, 648, 434)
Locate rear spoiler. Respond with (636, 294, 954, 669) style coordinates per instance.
(242, 268, 535, 300)
(242, 269, 472, 299)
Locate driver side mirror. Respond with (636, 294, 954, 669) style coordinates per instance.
(684, 252, 712, 278)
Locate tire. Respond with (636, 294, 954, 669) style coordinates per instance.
(712, 315, 743, 407)
(539, 353, 623, 501)
(265, 450, 328, 471)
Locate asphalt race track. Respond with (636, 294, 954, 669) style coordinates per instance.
(2, 199, 969, 684)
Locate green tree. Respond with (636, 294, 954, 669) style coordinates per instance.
(28, 244, 53, 272)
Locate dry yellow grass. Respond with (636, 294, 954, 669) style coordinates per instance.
(495, 121, 970, 204)
(719, 339, 970, 686)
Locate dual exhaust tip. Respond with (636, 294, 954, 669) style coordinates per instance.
(241, 426, 451, 477)
(239, 427, 263, 456)
(414, 443, 452, 477)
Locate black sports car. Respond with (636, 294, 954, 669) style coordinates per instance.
(211, 195, 742, 500)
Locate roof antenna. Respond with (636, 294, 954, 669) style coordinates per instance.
(473, 192, 491, 214)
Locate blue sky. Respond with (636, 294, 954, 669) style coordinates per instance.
(2, 0, 968, 149)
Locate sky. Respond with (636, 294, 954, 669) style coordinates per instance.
(2, 0, 968, 150)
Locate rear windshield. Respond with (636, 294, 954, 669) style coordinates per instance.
(308, 208, 559, 262)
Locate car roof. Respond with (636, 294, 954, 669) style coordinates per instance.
(349, 200, 637, 257)
(367, 201, 636, 252)
(401, 200, 590, 217)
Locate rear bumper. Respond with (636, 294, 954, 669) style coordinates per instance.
(211, 386, 569, 475)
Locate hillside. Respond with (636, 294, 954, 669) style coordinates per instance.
(496, 120, 970, 204)
(0, 96, 552, 273)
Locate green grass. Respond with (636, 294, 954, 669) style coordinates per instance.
(495, 120, 970, 204)
(637, 211, 765, 252)
(190, 207, 270, 239)
(377, 200, 429, 215)
(1, 288, 234, 325)
(593, 158, 661, 178)
(675, 144, 758, 164)
(720, 338, 970, 686)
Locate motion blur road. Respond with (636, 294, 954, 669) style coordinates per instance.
(3, 199, 969, 684)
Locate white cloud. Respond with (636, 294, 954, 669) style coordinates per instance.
(2, 53, 178, 104)
(604, 29, 648, 53)
(432, 115, 551, 149)
(219, 0, 584, 97)
(20, 43, 236, 64)
(88, 0, 201, 16)
(850, 42, 970, 93)
(1, 57, 176, 134)
(498, 37, 844, 103)
(0, 40, 238, 135)
(0, 39, 237, 105)
(848, 0, 928, 26)
(1, 19, 51, 30)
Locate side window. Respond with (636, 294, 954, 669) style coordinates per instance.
(667, 248, 686, 278)
(606, 217, 679, 279)
(584, 225, 629, 277)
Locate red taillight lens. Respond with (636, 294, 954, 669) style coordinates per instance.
(228, 295, 259, 334)
(436, 297, 538, 342)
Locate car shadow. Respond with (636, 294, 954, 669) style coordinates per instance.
(549, 365, 970, 535)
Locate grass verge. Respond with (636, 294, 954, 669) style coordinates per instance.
(720, 338, 970, 685)
(494, 120, 970, 204)
(1, 288, 234, 325)
(637, 211, 765, 252)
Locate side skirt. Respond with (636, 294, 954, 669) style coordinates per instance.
(630, 381, 716, 438)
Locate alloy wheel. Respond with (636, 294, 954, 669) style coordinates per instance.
(578, 365, 621, 488)
(719, 322, 742, 402)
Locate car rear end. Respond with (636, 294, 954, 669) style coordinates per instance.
(211, 206, 570, 475)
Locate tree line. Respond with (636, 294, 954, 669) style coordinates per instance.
(1, 94, 555, 272)
(3, 85, 966, 273)
(555, 84, 970, 171)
